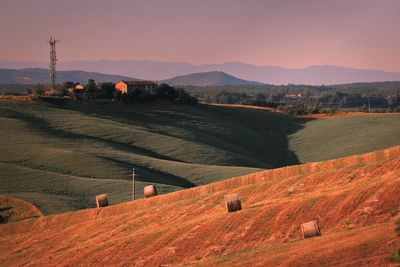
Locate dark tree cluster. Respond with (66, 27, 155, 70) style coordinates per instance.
(119, 83, 198, 105)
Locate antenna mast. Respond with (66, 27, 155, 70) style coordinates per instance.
(48, 36, 59, 90)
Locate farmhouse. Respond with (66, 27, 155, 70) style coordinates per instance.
(283, 93, 303, 104)
(75, 83, 84, 90)
(73, 83, 85, 97)
(115, 80, 157, 94)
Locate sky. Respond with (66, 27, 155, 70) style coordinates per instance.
(1, 0, 400, 71)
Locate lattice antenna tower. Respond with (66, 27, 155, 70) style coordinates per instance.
(49, 36, 60, 89)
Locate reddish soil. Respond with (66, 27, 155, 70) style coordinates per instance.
(207, 103, 400, 118)
(206, 103, 281, 112)
(0, 95, 33, 102)
(1, 147, 400, 266)
(0, 195, 43, 223)
(304, 112, 400, 118)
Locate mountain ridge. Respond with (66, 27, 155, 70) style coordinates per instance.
(2, 60, 400, 85)
(162, 71, 262, 86)
(0, 68, 135, 84)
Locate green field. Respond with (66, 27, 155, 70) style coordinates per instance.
(1, 100, 399, 214)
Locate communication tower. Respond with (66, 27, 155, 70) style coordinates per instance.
(48, 36, 59, 89)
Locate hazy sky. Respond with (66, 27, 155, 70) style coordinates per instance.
(1, 0, 400, 71)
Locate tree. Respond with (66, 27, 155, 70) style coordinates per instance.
(156, 83, 176, 100)
(85, 79, 96, 98)
(62, 81, 75, 96)
(100, 82, 116, 99)
(62, 81, 75, 90)
(35, 83, 45, 96)
(389, 219, 400, 263)
(255, 93, 266, 101)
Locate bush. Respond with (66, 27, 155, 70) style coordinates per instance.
(98, 82, 116, 99)
(388, 219, 400, 263)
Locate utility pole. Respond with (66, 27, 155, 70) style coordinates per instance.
(368, 98, 371, 113)
(132, 168, 135, 200)
(48, 36, 60, 90)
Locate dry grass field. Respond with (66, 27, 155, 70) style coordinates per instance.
(0, 146, 399, 266)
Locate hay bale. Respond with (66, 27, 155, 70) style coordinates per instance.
(301, 220, 321, 238)
(225, 193, 242, 212)
(144, 185, 158, 198)
(96, 194, 109, 208)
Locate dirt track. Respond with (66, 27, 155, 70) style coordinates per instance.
(0, 146, 399, 266)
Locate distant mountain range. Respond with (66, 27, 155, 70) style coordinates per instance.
(0, 68, 134, 84)
(0, 68, 259, 86)
(1, 60, 400, 85)
(162, 71, 261, 86)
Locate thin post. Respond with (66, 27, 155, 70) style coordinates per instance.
(368, 98, 371, 113)
(132, 168, 135, 200)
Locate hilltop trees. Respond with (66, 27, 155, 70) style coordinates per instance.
(85, 79, 97, 99)
(99, 82, 116, 99)
(35, 83, 45, 96)
(62, 81, 75, 90)
(121, 83, 197, 105)
(40, 78, 198, 105)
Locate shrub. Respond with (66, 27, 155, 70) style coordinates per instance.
(388, 219, 400, 263)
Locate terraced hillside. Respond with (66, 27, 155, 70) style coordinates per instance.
(1, 100, 400, 214)
(0, 147, 399, 266)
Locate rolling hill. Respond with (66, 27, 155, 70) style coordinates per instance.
(1, 100, 400, 215)
(2, 60, 400, 84)
(162, 71, 262, 86)
(0, 146, 399, 266)
(0, 68, 135, 84)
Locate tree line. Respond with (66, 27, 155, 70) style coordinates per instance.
(33, 79, 198, 105)
(182, 82, 400, 114)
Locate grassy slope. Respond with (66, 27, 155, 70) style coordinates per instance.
(0, 100, 303, 214)
(289, 114, 400, 163)
(1, 100, 400, 215)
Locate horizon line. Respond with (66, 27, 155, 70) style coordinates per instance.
(1, 59, 400, 73)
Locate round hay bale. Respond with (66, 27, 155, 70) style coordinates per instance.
(144, 185, 158, 198)
(96, 194, 109, 208)
(301, 220, 321, 238)
(225, 193, 242, 212)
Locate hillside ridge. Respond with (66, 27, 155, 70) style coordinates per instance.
(0, 68, 135, 84)
(2, 145, 399, 234)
